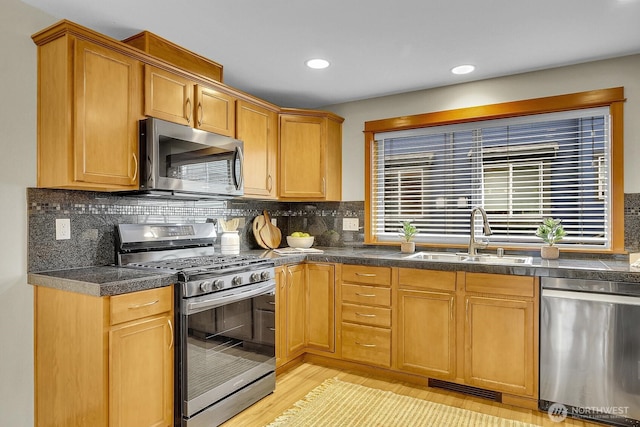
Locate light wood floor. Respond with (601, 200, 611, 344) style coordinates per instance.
(222, 361, 602, 427)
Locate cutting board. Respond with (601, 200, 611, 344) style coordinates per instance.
(259, 210, 282, 249)
(252, 215, 269, 249)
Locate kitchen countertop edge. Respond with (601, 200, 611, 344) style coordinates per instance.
(28, 247, 640, 296)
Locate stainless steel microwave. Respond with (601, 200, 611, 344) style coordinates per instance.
(138, 117, 243, 198)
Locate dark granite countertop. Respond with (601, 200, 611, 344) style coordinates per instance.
(28, 246, 640, 296)
(28, 266, 175, 297)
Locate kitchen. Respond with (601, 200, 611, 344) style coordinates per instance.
(3, 0, 640, 426)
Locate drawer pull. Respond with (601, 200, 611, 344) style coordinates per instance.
(355, 292, 376, 297)
(356, 312, 376, 318)
(355, 342, 376, 348)
(128, 299, 159, 309)
(355, 273, 376, 277)
(168, 319, 174, 349)
(268, 327, 276, 331)
(268, 301, 276, 305)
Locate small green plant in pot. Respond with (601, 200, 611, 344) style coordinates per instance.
(399, 221, 418, 253)
(535, 217, 566, 259)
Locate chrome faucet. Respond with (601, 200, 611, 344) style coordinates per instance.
(468, 206, 492, 256)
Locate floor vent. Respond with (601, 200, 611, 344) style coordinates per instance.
(428, 378, 502, 402)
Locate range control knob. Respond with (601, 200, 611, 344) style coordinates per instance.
(261, 271, 271, 280)
(232, 276, 243, 287)
(250, 272, 261, 282)
(199, 281, 213, 293)
(212, 279, 224, 290)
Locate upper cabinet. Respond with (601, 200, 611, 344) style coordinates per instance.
(33, 24, 143, 190)
(122, 30, 223, 83)
(279, 110, 343, 200)
(144, 65, 235, 137)
(237, 99, 278, 198)
(32, 20, 343, 198)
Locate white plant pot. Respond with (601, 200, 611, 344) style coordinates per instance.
(541, 245, 559, 260)
(400, 241, 415, 254)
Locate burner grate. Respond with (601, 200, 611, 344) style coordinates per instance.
(128, 254, 270, 273)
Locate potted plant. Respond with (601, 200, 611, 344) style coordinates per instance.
(535, 217, 566, 260)
(400, 221, 418, 253)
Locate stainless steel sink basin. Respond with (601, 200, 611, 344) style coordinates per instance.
(403, 252, 461, 262)
(404, 251, 533, 265)
(457, 253, 533, 265)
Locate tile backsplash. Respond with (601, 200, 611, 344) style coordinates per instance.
(28, 188, 640, 272)
(27, 188, 365, 272)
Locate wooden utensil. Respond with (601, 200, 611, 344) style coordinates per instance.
(260, 210, 282, 249)
(252, 215, 269, 249)
(259, 210, 276, 248)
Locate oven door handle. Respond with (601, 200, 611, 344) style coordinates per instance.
(184, 280, 275, 314)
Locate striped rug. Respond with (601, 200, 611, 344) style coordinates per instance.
(266, 378, 539, 426)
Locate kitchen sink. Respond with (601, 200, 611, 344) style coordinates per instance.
(404, 251, 533, 265)
(403, 252, 461, 262)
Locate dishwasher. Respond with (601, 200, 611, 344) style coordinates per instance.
(540, 277, 640, 426)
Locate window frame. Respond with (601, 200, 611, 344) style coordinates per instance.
(363, 87, 626, 253)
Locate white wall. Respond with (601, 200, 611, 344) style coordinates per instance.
(0, 0, 54, 424)
(327, 55, 640, 201)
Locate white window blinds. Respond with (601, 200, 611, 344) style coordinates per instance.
(371, 107, 611, 249)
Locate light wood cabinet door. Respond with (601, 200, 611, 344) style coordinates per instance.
(34, 285, 174, 427)
(73, 39, 141, 188)
(279, 114, 326, 199)
(285, 264, 306, 357)
(305, 263, 335, 353)
(396, 289, 455, 379)
(275, 266, 287, 367)
(109, 315, 174, 427)
(237, 100, 278, 198)
(144, 65, 194, 126)
(194, 85, 235, 136)
(36, 34, 141, 190)
(464, 295, 535, 396)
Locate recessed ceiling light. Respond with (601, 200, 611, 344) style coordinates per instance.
(306, 58, 330, 69)
(451, 64, 475, 75)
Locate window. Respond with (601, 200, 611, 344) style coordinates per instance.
(365, 88, 625, 251)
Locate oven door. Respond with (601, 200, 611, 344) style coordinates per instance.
(180, 280, 276, 421)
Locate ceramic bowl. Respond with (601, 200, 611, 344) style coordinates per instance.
(286, 236, 314, 248)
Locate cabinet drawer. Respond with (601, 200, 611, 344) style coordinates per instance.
(342, 265, 391, 286)
(110, 286, 173, 325)
(465, 273, 535, 298)
(341, 303, 391, 327)
(399, 268, 456, 291)
(341, 323, 391, 367)
(342, 283, 391, 306)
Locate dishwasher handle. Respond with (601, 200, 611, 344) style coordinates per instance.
(543, 288, 640, 306)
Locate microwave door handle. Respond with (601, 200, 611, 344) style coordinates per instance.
(233, 146, 244, 190)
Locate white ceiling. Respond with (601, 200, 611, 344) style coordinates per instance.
(22, 0, 640, 109)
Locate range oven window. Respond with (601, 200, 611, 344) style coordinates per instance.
(182, 291, 275, 416)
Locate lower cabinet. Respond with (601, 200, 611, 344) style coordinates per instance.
(35, 285, 174, 427)
(394, 268, 538, 403)
(340, 265, 392, 368)
(395, 269, 456, 379)
(305, 263, 336, 353)
(274, 263, 539, 407)
(275, 263, 336, 368)
(463, 273, 537, 398)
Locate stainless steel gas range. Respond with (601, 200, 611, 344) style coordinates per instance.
(116, 223, 276, 427)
